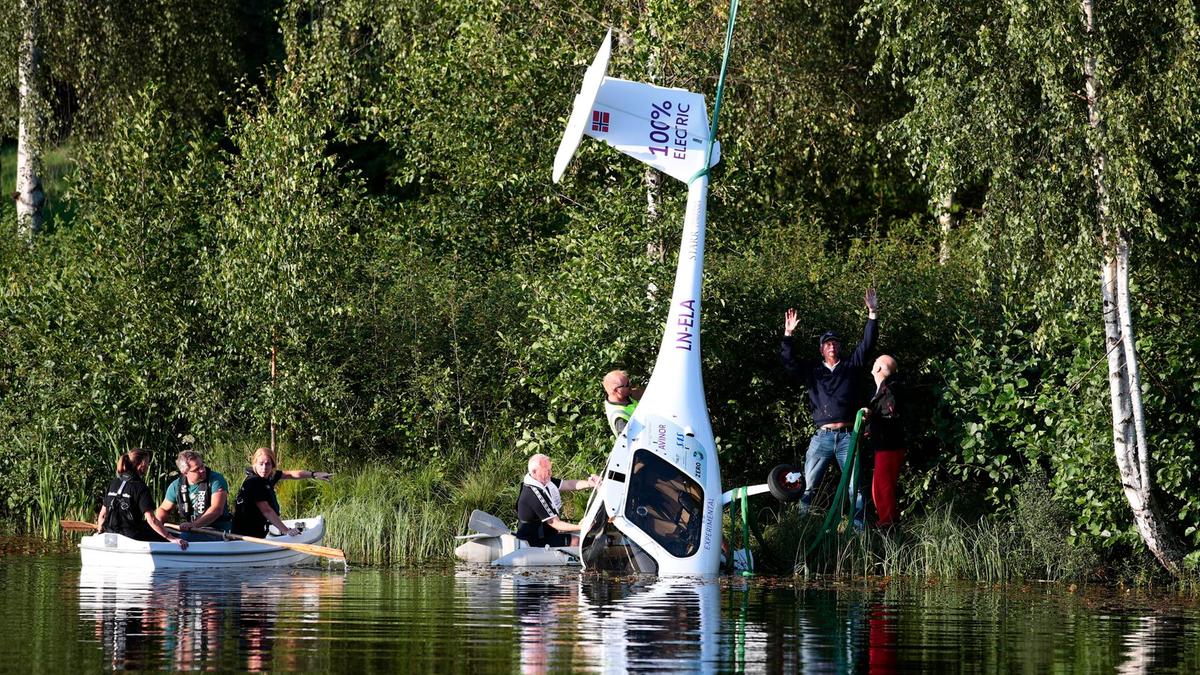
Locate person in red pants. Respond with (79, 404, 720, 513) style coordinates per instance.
(862, 355, 905, 527)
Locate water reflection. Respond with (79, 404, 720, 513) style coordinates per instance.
(578, 577, 721, 672)
(78, 566, 345, 671)
(3, 553, 1200, 672)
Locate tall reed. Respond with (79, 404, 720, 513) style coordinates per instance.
(18, 433, 96, 538)
(777, 502, 1095, 583)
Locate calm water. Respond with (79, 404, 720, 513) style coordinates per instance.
(3, 547, 1199, 672)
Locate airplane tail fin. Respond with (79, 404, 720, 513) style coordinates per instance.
(553, 31, 719, 185)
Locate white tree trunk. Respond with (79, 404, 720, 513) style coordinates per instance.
(16, 0, 45, 239)
(1115, 241, 1152, 490)
(1084, 0, 1180, 574)
(936, 191, 954, 264)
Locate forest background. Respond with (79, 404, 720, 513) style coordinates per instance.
(1, 0, 1198, 576)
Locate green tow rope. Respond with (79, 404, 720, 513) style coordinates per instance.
(740, 485, 752, 576)
(802, 409, 865, 559)
(689, 0, 740, 185)
(726, 485, 755, 575)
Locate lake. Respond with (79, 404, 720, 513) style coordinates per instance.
(3, 544, 1199, 672)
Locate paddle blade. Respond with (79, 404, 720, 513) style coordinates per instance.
(60, 519, 98, 532)
(467, 510, 511, 537)
(280, 541, 347, 561)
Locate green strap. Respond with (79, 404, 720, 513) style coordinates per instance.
(802, 409, 866, 558)
(739, 485, 753, 576)
(689, 0, 740, 185)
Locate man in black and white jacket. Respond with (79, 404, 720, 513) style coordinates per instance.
(516, 454, 601, 547)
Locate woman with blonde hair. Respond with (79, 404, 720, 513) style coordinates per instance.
(96, 448, 188, 549)
(232, 447, 333, 537)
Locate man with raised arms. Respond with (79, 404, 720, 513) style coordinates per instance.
(781, 288, 879, 525)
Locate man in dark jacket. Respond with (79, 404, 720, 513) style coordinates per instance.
(781, 288, 878, 523)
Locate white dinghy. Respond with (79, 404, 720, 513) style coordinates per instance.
(79, 516, 328, 570)
(554, 30, 727, 576)
(454, 510, 579, 567)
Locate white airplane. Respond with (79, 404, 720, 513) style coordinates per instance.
(554, 30, 725, 576)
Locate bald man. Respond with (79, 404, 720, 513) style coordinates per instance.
(516, 454, 601, 547)
(602, 370, 644, 437)
(862, 354, 905, 527)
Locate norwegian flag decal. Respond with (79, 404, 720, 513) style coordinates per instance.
(591, 110, 610, 133)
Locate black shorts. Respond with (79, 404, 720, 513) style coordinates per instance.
(540, 531, 572, 548)
(517, 522, 572, 548)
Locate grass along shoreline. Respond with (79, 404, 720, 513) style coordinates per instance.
(12, 438, 1190, 588)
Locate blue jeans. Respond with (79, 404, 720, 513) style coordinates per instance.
(801, 429, 863, 523)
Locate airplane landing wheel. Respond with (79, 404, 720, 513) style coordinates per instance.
(767, 464, 805, 502)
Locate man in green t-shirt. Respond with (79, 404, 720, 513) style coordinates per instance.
(155, 450, 233, 541)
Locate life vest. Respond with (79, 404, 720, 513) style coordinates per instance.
(177, 476, 212, 523)
(100, 473, 144, 536)
(518, 482, 561, 522)
(515, 479, 563, 545)
(604, 397, 638, 437)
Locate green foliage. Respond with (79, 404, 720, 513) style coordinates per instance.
(0, 141, 75, 229)
(0, 0, 282, 139)
(198, 79, 372, 446)
(1010, 473, 1099, 580)
(1, 0, 1198, 579)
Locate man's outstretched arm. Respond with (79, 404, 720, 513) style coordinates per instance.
(850, 288, 879, 367)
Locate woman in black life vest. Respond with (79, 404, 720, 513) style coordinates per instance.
(232, 446, 333, 538)
(95, 448, 188, 550)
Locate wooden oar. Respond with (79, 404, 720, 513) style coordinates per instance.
(60, 519, 345, 561)
(162, 523, 346, 561)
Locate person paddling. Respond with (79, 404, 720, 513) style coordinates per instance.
(96, 448, 188, 550)
(232, 447, 333, 538)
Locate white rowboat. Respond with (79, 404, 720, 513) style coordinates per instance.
(79, 516, 327, 570)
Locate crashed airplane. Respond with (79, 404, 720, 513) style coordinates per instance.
(553, 30, 726, 576)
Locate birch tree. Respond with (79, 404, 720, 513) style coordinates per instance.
(1082, 0, 1182, 573)
(866, 0, 1200, 572)
(15, 0, 45, 239)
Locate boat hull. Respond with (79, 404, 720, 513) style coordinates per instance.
(79, 516, 327, 570)
(453, 525, 580, 568)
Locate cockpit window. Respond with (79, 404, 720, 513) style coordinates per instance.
(623, 449, 705, 558)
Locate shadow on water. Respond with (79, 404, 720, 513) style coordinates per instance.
(3, 548, 1200, 672)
